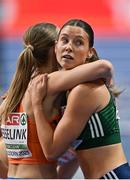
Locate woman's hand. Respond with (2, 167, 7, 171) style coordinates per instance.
(28, 74, 48, 107)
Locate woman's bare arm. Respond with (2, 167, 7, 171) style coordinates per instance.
(47, 60, 113, 94)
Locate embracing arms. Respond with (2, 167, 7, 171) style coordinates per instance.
(29, 59, 114, 160)
(47, 60, 113, 94)
(29, 76, 99, 160)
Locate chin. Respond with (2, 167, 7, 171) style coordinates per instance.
(62, 63, 76, 70)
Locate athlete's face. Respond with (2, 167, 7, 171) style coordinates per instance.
(55, 25, 92, 70)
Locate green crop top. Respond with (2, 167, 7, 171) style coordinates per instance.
(71, 93, 121, 150)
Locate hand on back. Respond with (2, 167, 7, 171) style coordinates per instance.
(28, 74, 48, 107)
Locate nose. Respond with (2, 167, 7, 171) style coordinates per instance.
(65, 41, 72, 52)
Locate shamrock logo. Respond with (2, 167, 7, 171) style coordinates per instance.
(20, 113, 27, 125)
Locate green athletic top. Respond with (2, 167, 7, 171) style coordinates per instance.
(71, 93, 121, 150)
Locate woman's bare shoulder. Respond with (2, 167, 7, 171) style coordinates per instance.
(70, 80, 104, 95)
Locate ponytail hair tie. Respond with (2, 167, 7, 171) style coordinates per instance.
(25, 44, 34, 51)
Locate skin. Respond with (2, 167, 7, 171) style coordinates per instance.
(29, 25, 127, 178)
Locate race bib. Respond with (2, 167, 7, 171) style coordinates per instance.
(1, 112, 32, 158)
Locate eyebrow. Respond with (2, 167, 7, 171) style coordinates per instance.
(60, 33, 85, 40)
(60, 33, 68, 37)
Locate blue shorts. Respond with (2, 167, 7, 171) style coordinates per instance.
(100, 163, 130, 179)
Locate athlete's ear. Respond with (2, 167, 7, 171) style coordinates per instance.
(87, 48, 93, 58)
(91, 47, 99, 59)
